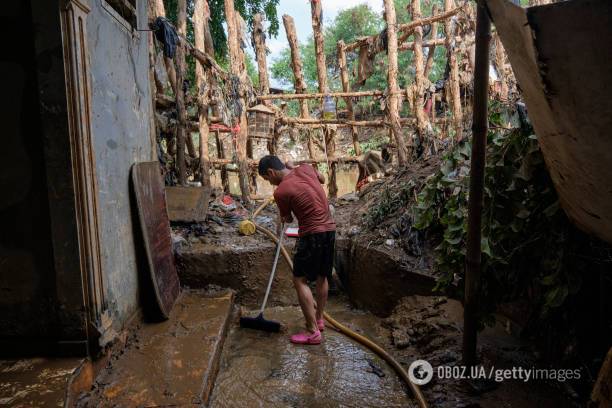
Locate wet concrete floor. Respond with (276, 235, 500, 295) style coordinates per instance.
(0, 357, 85, 407)
(210, 297, 415, 407)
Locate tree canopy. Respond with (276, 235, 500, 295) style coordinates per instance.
(270, 1, 447, 96)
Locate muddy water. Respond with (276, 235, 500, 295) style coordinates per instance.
(210, 297, 415, 407)
(211, 166, 359, 198)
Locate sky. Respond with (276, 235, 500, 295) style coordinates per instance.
(253, 0, 384, 88)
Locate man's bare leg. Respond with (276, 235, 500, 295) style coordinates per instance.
(315, 276, 328, 321)
(293, 276, 318, 333)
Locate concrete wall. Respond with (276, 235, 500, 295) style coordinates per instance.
(87, 0, 154, 326)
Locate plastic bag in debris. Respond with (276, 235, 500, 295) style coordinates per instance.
(171, 232, 188, 252)
(151, 17, 179, 59)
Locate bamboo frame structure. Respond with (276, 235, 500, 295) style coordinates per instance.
(150, 0, 473, 202)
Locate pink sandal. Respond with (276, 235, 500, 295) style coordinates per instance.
(290, 329, 322, 345)
(317, 319, 325, 331)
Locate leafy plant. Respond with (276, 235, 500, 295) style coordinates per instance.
(412, 101, 582, 327)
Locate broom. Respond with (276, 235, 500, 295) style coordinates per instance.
(239, 223, 284, 332)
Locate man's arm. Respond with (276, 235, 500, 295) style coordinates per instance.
(274, 192, 293, 224)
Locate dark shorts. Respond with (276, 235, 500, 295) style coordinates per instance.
(292, 231, 336, 282)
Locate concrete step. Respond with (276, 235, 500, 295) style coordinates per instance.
(78, 289, 234, 407)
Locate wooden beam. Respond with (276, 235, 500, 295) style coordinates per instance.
(338, 40, 360, 156)
(283, 14, 317, 163)
(411, 0, 429, 147)
(152, 0, 177, 93)
(194, 0, 211, 188)
(280, 117, 448, 127)
(175, 0, 188, 185)
(424, 5, 440, 78)
(257, 90, 403, 100)
(384, 0, 408, 165)
(463, 1, 491, 367)
(224, 0, 250, 203)
(345, 4, 465, 52)
(397, 4, 466, 45)
(252, 13, 271, 100)
(444, 0, 463, 141)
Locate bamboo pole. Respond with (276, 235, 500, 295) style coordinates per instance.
(338, 40, 360, 156)
(193, 0, 211, 188)
(174, 0, 188, 185)
(283, 14, 317, 163)
(152, 0, 177, 94)
(444, 0, 463, 141)
(309, 0, 336, 197)
(384, 0, 408, 165)
(411, 0, 428, 148)
(224, 0, 250, 203)
(424, 5, 440, 78)
(463, 1, 491, 368)
(252, 13, 271, 101)
(398, 36, 465, 51)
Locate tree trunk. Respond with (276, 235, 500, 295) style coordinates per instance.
(252, 13, 270, 99)
(224, 0, 250, 203)
(193, 0, 211, 188)
(444, 0, 464, 141)
(153, 0, 177, 94)
(411, 0, 429, 149)
(493, 33, 509, 101)
(338, 40, 361, 156)
(283, 14, 317, 168)
(424, 5, 440, 78)
(309, 0, 336, 196)
(215, 131, 230, 193)
(174, 0, 188, 185)
(383, 0, 408, 165)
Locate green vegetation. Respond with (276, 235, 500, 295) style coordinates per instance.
(270, 1, 447, 99)
(410, 102, 585, 328)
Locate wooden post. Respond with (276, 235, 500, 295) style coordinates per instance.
(310, 0, 336, 197)
(411, 0, 428, 149)
(310, 0, 328, 95)
(384, 0, 408, 165)
(215, 131, 230, 193)
(493, 33, 509, 101)
(444, 0, 463, 141)
(338, 40, 361, 156)
(463, 1, 490, 367)
(153, 0, 177, 94)
(174, 0, 188, 185)
(252, 13, 270, 99)
(193, 0, 212, 188)
(283, 14, 317, 163)
(424, 5, 440, 78)
(224, 0, 250, 203)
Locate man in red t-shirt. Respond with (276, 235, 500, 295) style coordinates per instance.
(258, 155, 336, 345)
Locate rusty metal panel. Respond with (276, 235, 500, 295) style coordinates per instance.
(165, 186, 211, 222)
(487, 0, 612, 244)
(131, 162, 180, 318)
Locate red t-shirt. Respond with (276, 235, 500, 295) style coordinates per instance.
(274, 165, 336, 236)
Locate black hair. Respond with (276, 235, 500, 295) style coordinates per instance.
(258, 155, 285, 176)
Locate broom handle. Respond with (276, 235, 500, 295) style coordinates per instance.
(260, 223, 284, 314)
